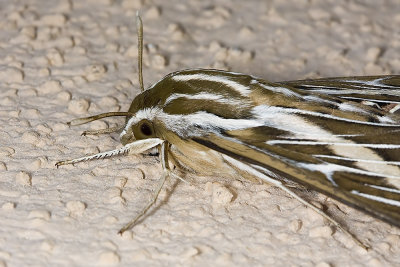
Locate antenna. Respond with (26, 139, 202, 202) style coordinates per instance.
(136, 11, 144, 92)
(67, 112, 135, 126)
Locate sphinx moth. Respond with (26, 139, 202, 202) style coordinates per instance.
(56, 15, 400, 249)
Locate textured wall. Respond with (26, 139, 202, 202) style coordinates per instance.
(0, 0, 399, 266)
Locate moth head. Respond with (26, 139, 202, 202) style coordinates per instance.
(120, 118, 155, 145)
(120, 89, 162, 145)
(119, 68, 255, 146)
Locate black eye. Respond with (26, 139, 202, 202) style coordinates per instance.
(140, 122, 153, 136)
(133, 119, 155, 140)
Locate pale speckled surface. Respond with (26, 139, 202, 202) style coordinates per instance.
(1, 0, 400, 266)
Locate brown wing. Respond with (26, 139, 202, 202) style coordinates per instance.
(197, 75, 400, 227)
(153, 70, 400, 228)
(280, 75, 400, 113)
(193, 124, 400, 228)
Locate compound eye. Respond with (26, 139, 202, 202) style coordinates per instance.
(140, 121, 153, 136)
(133, 119, 155, 139)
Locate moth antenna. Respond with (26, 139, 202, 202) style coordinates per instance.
(68, 112, 134, 126)
(81, 125, 124, 136)
(136, 11, 144, 92)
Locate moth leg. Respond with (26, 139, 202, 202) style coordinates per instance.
(169, 172, 190, 184)
(118, 170, 168, 234)
(55, 138, 164, 167)
(81, 126, 124, 136)
(278, 183, 369, 250)
(165, 151, 192, 184)
(118, 141, 170, 234)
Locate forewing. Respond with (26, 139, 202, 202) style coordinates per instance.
(193, 125, 400, 228)
(154, 70, 400, 227)
(195, 75, 400, 227)
(280, 76, 400, 113)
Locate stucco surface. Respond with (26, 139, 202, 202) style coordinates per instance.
(0, 0, 400, 266)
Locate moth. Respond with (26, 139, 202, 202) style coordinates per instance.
(56, 15, 400, 249)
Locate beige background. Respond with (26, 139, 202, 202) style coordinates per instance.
(1, 0, 400, 266)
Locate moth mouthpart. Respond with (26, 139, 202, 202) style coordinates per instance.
(120, 132, 136, 146)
